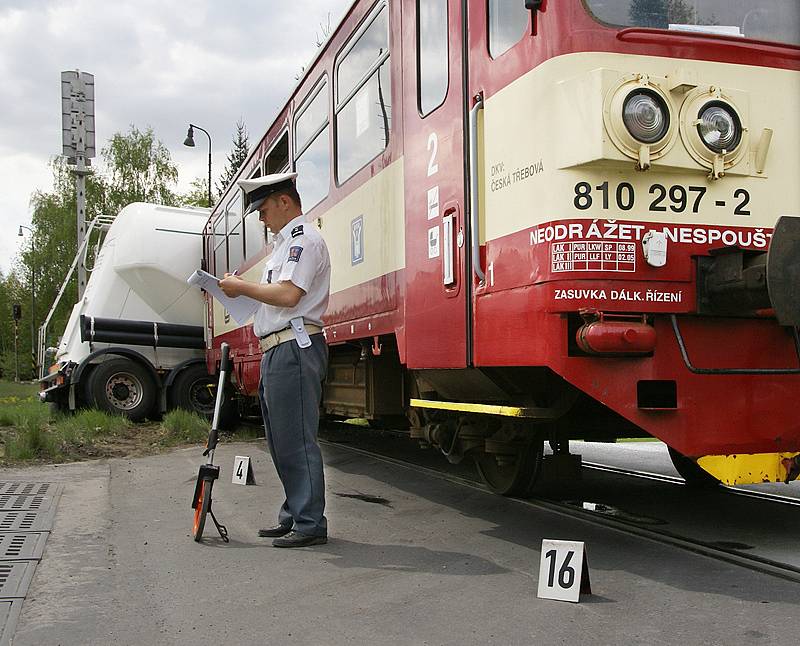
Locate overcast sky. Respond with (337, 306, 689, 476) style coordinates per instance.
(0, 0, 351, 274)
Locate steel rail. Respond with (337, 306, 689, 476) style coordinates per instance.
(581, 461, 800, 507)
(320, 437, 800, 584)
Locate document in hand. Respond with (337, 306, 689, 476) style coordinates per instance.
(187, 270, 261, 325)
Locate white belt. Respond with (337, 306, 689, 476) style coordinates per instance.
(259, 324, 322, 352)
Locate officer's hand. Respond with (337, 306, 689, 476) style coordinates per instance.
(219, 274, 243, 297)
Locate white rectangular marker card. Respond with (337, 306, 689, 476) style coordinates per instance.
(536, 539, 591, 602)
(427, 185, 440, 220)
(232, 455, 256, 485)
(428, 225, 440, 259)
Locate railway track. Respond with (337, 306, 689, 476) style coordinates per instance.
(319, 432, 800, 584)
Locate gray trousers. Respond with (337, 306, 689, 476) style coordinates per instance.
(258, 333, 328, 536)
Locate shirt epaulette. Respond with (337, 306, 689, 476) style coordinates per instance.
(291, 225, 304, 238)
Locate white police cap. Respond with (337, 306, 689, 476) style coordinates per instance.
(238, 172, 298, 212)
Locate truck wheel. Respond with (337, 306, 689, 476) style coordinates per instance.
(171, 364, 216, 419)
(88, 358, 156, 421)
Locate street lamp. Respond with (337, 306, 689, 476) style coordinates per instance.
(17, 225, 37, 378)
(183, 124, 212, 207)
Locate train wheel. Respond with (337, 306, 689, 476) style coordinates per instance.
(88, 358, 156, 422)
(667, 446, 720, 488)
(171, 364, 216, 419)
(474, 441, 543, 496)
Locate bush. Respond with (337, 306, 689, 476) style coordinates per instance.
(53, 409, 132, 440)
(0, 398, 50, 428)
(5, 416, 58, 461)
(162, 409, 210, 445)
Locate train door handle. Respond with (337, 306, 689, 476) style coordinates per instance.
(442, 208, 456, 286)
(468, 95, 485, 284)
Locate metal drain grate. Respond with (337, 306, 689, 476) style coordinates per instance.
(0, 534, 47, 561)
(0, 599, 23, 646)
(0, 483, 59, 646)
(0, 561, 36, 599)
(0, 482, 55, 496)
(0, 507, 56, 533)
(0, 494, 56, 513)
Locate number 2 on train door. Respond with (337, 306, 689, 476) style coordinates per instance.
(427, 132, 439, 176)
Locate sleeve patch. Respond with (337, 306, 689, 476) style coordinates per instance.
(287, 246, 303, 262)
(291, 225, 304, 238)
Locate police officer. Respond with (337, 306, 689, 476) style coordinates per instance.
(219, 172, 330, 547)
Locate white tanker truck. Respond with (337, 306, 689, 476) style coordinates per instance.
(39, 202, 215, 421)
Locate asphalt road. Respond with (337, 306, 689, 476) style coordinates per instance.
(4, 440, 800, 646)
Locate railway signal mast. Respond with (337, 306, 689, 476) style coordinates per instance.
(60, 70, 96, 300)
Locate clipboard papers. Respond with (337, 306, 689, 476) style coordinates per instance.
(187, 269, 261, 325)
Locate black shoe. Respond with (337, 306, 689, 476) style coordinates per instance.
(258, 525, 292, 538)
(272, 531, 327, 548)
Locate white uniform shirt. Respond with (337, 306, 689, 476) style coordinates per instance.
(252, 214, 331, 338)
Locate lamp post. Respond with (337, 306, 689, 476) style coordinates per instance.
(183, 124, 213, 207)
(17, 225, 37, 378)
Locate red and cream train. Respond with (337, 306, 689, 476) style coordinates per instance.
(203, 0, 800, 493)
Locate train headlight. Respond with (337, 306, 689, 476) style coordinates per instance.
(623, 90, 669, 144)
(679, 88, 748, 179)
(696, 101, 742, 154)
(603, 75, 678, 170)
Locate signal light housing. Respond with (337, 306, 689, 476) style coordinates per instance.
(603, 75, 678, 170)
(696, 101, 742, 154)
(623, 90, 670, 144)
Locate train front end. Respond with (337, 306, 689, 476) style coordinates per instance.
(477, 1, 800, 485)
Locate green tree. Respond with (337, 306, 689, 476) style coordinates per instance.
(0, 271, 23, 380)
(216, 119, 249, 198)
(14, 157, 109, 377)
(180, 177, 214, 209)
(1, 126, 181, 380)
(102, 125, 179, 211)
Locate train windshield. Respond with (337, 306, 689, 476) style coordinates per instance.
(583, 0, 800, 46)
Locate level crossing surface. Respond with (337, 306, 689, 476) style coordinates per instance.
(3, 441, 799, 646)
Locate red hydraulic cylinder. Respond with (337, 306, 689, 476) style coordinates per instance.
(576, 312, 656, 355)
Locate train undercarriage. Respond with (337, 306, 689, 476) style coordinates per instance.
(320, 337, 689, 496)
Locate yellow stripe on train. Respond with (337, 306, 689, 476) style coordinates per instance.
(697, 452, 800, 485)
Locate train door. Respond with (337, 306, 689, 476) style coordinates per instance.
(401, 0, 468, 369)
(465, 1, 541, 364)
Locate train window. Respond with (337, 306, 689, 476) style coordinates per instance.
(213, 213, 226, 275)
(244, 210, 267, 260)
(336, 62, 391, 182)
(417, 0, 449, 116)
(295, 127, 330, 212)
(583, 0, 800, 47)
(335, 2, 391, 183)
(264, 130, 290, 175)
(225, 194, 242, 240)
(337, 4, 388, 104)
(295, 80, 328, 156)
(488, 0, 529, 58)
(294, 80, 330, 212)
(226, 195, 244, 272)
(228, 224, 243, 271)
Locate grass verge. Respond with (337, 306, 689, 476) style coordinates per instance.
(162, 409, 211, 446)
(0, 380, 259, 464)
